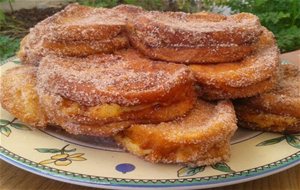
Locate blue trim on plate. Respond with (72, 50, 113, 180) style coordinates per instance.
(1, 149, 299, 188)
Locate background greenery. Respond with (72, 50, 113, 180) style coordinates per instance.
(0, 0, 299, 61)
(212, 0, 300, 53)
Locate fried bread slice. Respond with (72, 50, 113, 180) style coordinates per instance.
(35, 3, 125, 41)
(235, 104, 300, 133)
(115, 100, 237, 165)
(240, 63, 300, 117)
(36, 50, 196, 136)
(190, 28, 279, 88)
(200, 76, 277, 100)
(18, 33, 44, 66)
(40, 91, 195, 136)
(190, 28, 279, 99)
(37, 49, 194, 106)
(128, 33, 255, 64)
(127, 11, 262, 63)
(42, 36, 128, 56)
(234, 62, 300, 133)
(18, 33, 129, 65)
(0, 66, 47, 127)
(131, 11, 261, 47)
(0, 64, 195, 136)
(4, 71, 193, 137)
(17, 3, 129, 65)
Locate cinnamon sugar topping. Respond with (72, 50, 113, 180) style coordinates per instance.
(37, 50, 192, 106)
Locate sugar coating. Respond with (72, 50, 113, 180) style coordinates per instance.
(133, 100, 237, 143)
(235, 103, 300, 133)
(43, 35, 129, 56)
(242, 62, 300, 118)
(6, 3, 284, 165)
(273, 63, 300, 98)
(190, 28, 280, 88)
(115, 100, 237, 165)
(200, 76, 277, 100)
(0, 66, 48, 127)
(34, 3, 125, 41)
(36, 50, 192, 106)
(19, 4, 148, 65)
(20, 4, 264, 66)
(132, 11, 262, 48)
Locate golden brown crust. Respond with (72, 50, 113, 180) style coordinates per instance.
(17, 35, 29, 63)
(42, 35, 128, 56)
(234, 62, 300, 133)
(200, 75, 277, 100)
(237, 63, 300, 118)
(17, 33, 44, 66)
(0, 66, 47, 127)
(18, 5, 264, 65)
(35, 3, 125, 41)
(40, 91, 196, 137)
(0, 63, 195, 137)
(130, 11, 262, 47)
(37, 49, 194, 106)
(128, 30, 255, 63)
(189, 28, 279, 100)
(114, 100, 237, 165)
(235, 104, 300, 133)
(18, 34, 129, 66)
(189, 28, 279, 87)
(35, 49, 196, 136)
(126, 11, 262, 63)
(17, 4, 131, 65)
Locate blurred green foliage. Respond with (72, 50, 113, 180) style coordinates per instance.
(73, 0, 202, 12)
(0, 0, 10, 23)
(211, 0, 300, 52)
(0, 35, 19, 61)
(74, 0, 118, 8)
(0, 0, 20, 61)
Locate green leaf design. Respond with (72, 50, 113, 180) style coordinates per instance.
(0, 126, 11, 137)
(212, 163, 235, 173)
(35, 148, 62, 153)
(10, 123, 31, 130)
(0, 119, 10, 126)
(286, 135, 300, 149)
(177, 166, 205, 177)
(64, 148, 76, 153)
(256, 136, 285, 146)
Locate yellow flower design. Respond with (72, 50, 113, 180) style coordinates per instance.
(39, 153, 86, 166)
(36, 144, 86, 166)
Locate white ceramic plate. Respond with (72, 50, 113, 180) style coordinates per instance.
(0, 58, 299, 189)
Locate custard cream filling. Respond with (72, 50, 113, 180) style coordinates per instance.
(61, 100, 159, 119)
(242, 112, 298, 128)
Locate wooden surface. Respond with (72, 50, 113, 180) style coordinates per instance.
(1, 50, 299, 190)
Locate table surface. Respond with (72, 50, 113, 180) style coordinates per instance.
(1, 50, 300, 190)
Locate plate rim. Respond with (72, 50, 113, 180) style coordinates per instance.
(0, 146, 299, 189)
(1, 57, 300, 189)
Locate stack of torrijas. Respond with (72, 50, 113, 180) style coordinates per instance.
(1, 3, 299, 166)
